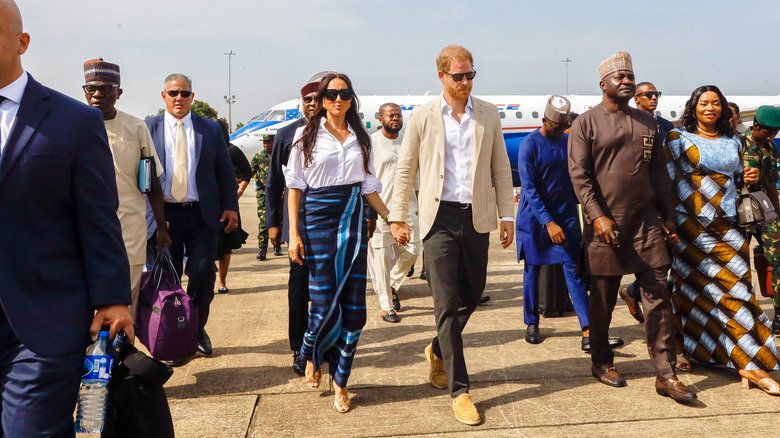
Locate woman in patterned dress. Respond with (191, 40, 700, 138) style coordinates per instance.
(666, 85, 780, 395)
(285, 73, 390, 412)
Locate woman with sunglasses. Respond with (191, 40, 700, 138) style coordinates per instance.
(284, 73, 389, 413)
(665, 85, 780, 396)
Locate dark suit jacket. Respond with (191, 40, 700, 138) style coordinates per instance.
(265, 118, 306, 230)
(0, 75, 131, 356)
(145, 113, 238, 230)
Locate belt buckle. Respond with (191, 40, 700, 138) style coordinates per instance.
(459, 203, 469, 210)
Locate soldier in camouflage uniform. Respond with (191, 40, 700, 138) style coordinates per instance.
(251, 134, 274, 260)
(743, 105, 780, 334)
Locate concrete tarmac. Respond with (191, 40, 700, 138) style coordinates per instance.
(157, 189, 780, 437)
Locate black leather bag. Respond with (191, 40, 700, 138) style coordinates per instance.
(737, 191, 777, 226)
(102, 345, 175, 438)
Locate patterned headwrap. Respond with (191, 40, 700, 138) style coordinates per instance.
(544, 95, 570, 125)
(83, 58, 120, 84)
(598, 51, 633, 81)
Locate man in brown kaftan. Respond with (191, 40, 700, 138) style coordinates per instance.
(568, 51, 696, 401)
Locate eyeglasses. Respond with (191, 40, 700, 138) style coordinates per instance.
(302, 96, 315, 103)
(382, 114, 402, 119)
(636, 91, 662, 99)
(323, 89, 354, 101)
(165, 90, 192, 98)
(82, 84, 119, 95)
(551, 123, 569, 133)
(443, 70, 477, 82)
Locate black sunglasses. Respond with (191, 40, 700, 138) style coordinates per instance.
(323, 89, 354, 101)
(444, 70, 477, 82)
(165, 90, 192, 98)
(82, 84, 118, 95)
(302, 96, 315, 103)
(636, 91, 662, 99)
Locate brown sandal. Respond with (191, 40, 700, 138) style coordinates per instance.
(334, 394, 351, 413)
(304, 361, 321, 390)
(676, 355, 692, 373)
(739, 370, 780, 396)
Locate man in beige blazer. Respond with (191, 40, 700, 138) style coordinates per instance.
(390, 45, 514, 426)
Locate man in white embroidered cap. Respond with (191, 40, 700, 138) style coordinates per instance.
(568, 51, 696, 401)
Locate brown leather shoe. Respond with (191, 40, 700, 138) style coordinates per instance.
(425, 343, 448, 389)
(655, 377, 697, 401)
(592, 364, 627, 387)
(619, 285, 644, 323)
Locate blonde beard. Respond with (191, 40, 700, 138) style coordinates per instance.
(445, 82, 471, 100)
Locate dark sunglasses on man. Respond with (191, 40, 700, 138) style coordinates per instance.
(165, 90, 192, 98)
(82, 84, 119, 95)
(636, 91, 662, 99)
(302, 96, 315, 104)
(323, 89, 354, 101)
(443, 70, 477, 82)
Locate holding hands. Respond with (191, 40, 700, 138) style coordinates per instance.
(391, 222, 412, 247)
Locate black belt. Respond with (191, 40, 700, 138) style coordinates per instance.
(440, 201, 471, 210)
(165, 202, 199, 209)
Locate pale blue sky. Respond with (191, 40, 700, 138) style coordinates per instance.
(19, 0, 780, 126)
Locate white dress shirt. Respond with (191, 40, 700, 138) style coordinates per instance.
(162, 110, 199, 202)
(440, 95, 474, 204)
(0, 70, 28, 153)
(284, 118, 382, 195)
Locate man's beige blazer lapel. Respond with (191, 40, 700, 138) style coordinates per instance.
(471, 99, 486, 186)
(430, 99, 445, 163)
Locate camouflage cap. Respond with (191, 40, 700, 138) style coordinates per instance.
(755, 105, 780, 129)
(262, 134, 275, 141)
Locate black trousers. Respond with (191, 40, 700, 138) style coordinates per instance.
(165, 204, 219, 331)
(589, 266, 676, 380)
(288, 258, 310, 352)
(426, 202, 490, 397)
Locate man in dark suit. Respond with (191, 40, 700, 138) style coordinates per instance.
(146, 73, 238, 361)
(0, 1, 134, 434)
(265, 80, 318, 375)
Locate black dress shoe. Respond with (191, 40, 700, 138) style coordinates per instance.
(217, 287, 228, 294)
(525, 324, 542, 344)
(292, 351, 306, 376)
(392, 289, 401, 311)
(198, 330, 213, 356)
(773, 308, 780, 335)
(582, 337, 625, 352)
(407, 266, 414, 277)
(382, 310, 401, 323)
(419, 270, 428, 281)
(592, 364, 627, 387)
(166, 356, 192, 367)
(656, 377, 697, 401)
(274, 246, 283, 256)
(479, 295, 490, 304)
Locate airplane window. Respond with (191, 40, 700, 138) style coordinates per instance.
(267, 110, 285, 122)
(671, 111, 677, 118)
(532, 111, 539, 119)
(249, 110, 271, 122)
(359, 112, 364, 120)
(499, 111, 505, 119)
(655, 111, 661, 117)
(375, 112, 379, 119)
(515, 112, 522, 119)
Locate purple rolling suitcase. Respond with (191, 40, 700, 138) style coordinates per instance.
(137, 251, 200, 361)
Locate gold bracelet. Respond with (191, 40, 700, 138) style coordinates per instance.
(380, 210, 390, 223)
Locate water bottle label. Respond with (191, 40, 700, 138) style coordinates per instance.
(82, 355, 113, 380)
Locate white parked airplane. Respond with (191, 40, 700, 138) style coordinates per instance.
(230, 93, 780, 186)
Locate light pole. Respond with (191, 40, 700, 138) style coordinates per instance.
(224, 50, 236, 132)
(561, 58, 572, 95)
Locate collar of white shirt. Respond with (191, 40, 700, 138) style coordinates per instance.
(0, 70, 27, 106)
(318, 116, 356, 138)
(164, 110, 193, 129)
(440, 94, 473, 116)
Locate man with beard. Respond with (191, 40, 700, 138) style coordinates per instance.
(265, 80, 320, 375)
(81, 58, 171, 318)
(390, 45, 514, 425)
(370, 103, 419, 323)
(568, 51, 695, 401)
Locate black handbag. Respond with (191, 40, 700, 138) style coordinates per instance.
(102, 344, 175, 438)
(737, 190, 777, 226)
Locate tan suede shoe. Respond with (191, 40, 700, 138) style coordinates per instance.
(452, 393, 481, 425)
(425, 343, 447, 389)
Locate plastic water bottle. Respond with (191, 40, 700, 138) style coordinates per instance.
(74, 330, 113, 433)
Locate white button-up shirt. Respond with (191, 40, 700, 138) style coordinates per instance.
(440, 95, 474, 204)
(284, 118, 382, 195)
(0, 70, 27, 153)
(162, 110, 198, 202)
